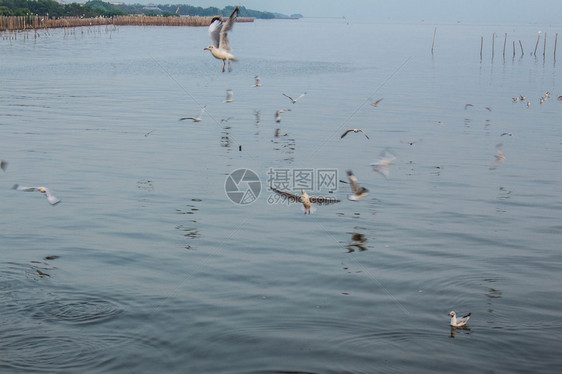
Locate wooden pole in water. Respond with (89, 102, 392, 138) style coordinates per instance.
(492, 32, 495, 59)
(543, 31, 547, 57)
(431, 27, 436, 55)
(480, 36, 483, 60)
(503, 32, 507, 58)
(533, 31, 541, 56)
(519, 40, 524, 56)
(513, 41, 516, 57)
(554, 33, 558, 61)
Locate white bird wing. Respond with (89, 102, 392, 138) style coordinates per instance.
(371, 165, 390, 178)
(219, 7, 239, 51)
(13, 184, 39, 192)
(208, 19, 222, 48)
(295, 92, 307, 101)
(198, 105, 207, 118)
(348, 173, 361, 194)
(44, 189, 61, 205)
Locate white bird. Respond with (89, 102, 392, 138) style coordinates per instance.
(490, 143, 506, 169)
(204, 7, 239, 72)
(370, 150, 396, 178)
(346, 170, 368, 201)
(224, 89, 234, 103)
(271, 188, 340, 215)
(275, 110, 284, 123)
(282, 92, 307, 104)
(179, 105, 206, 122)
(448, 311, 471, 327)
(253, 75, 261, 87)
(341, 129, 370, 140)
(12, 184, 61, 205)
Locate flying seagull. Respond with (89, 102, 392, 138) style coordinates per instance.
(271, 188, 340, 215)
(341, 129, 370, 140)
(204, 7, 239, 72)
(371, 98, 384, 107)
(490, 143, 506, 170)
(12, 184, 61, 205)
(179, 105, 206, 122)
(346, 170, 368, 201)
(448, 311, 471, 327)
(370, 149, 396, 178)
(224, 89, 234, 103)
(464, 103, 474, 109)
(282, 92, 307, 104)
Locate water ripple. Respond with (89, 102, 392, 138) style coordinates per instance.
(22, 295, 123, 325)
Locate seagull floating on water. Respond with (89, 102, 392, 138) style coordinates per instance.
(346, 170, 369, 201)
(12, 184, 61, 205)
(253, 75, 261, 87)
(370, 149, 396, 178)
(179, 105, 206, 122)
(282, 92, 307, 104)
(448, 311, 471, 327)
(204, 7, 239, 72)
(490, 143, 506, 169)
(271, 188, 340, 215)
(341, 129, 369, 140)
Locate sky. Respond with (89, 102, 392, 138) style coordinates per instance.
(136, 0, 562, 25)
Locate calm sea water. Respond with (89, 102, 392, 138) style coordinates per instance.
(1, 19, 561, 373)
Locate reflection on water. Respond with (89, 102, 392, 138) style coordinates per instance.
(346, 231, 368, 253)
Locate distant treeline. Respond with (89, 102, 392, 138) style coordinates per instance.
(0, 0, 277, 19)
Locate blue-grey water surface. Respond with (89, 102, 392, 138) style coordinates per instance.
(1, 19, 561, 373)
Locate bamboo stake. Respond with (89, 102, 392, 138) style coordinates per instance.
(533, 31, 541, 56)
(554, 33, 558, 61)
(543, 31, 547, 57)
(431, 27, 436, 54)
(513, 40, 515, 58)
(503, 32, 507, 58)
(519, 40, 524, 56)
(480, 36, 483, 60)
(492, 32, 495, 60)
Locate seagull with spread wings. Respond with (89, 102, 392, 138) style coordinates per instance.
(370, 149, 396, 178)
(271, 188, 340, 214)
(179, 105, 206, 122)
(346, 170, 369, 201)
(204, 7, 239, 72)
(341, 129, 370, 140)
(282, 92, 307, 104)
(12, 184, 61, 205)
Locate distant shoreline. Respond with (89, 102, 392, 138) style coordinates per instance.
(0, 15, 254, 32)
